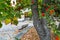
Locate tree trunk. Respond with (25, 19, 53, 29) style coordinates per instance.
(31, 0, 51, 40)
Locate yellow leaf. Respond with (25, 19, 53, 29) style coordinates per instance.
(5, 19, 11, 25)
(13, 16, 17, 20)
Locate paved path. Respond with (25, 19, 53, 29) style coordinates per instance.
(0, 20, 33, 40)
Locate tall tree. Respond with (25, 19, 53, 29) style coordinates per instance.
(31, 0, 51, 40)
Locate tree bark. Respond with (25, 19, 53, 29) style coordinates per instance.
(31, 0, 51, 40)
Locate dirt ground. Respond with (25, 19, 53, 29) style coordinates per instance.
(21, 27, 55, 40)
(21, 27, 40, 40)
